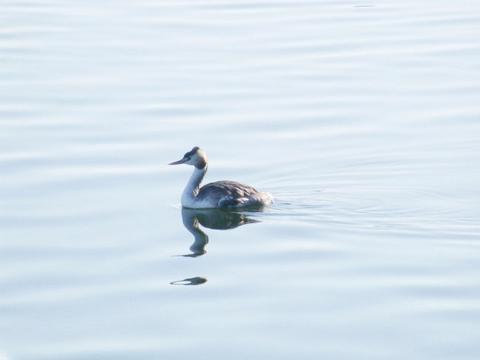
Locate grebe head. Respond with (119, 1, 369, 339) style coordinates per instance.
(169, 146, 207, 169)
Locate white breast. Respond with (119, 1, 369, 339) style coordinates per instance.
(181, 194, 217, 209)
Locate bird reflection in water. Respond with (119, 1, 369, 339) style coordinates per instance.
(171, 207, 259, 285)
(170, 277, 207, 286)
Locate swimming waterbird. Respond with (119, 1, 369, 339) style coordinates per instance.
(169, 147, 273, 209)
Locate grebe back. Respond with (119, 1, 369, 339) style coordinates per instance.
(169, 147, 273, 209)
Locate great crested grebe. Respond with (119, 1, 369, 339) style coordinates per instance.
(169, 147, 273, 209)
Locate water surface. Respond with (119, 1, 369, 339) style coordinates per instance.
(1, 0, 480, 359)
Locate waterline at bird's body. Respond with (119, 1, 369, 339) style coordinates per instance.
(169, 147, 273, 209)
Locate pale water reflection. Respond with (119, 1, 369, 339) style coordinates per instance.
(171, 208, 259, 285)
(179, 208, 259, 258)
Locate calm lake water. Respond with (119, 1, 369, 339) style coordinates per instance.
(1, 0, 480, 359)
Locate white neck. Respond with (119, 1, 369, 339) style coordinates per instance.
(181, 166, 207, 206)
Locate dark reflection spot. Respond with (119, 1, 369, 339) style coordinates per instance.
(170, 277, 207, 286)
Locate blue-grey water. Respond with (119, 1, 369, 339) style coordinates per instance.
(1, 1, 480, 359)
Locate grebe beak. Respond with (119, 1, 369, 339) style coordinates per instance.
(169, 157, 188, 165)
